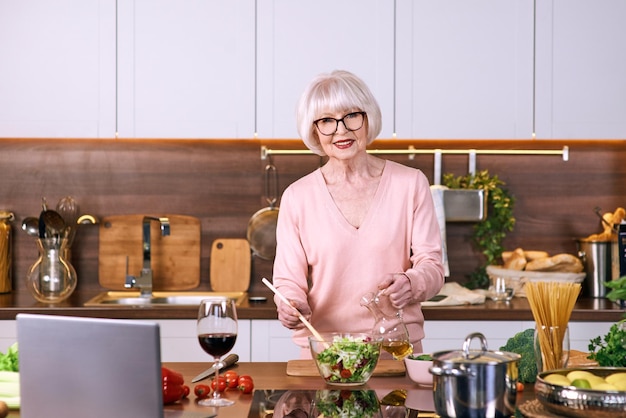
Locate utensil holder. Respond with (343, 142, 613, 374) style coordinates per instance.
(26, 237, 77, 303)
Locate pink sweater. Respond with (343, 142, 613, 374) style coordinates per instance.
(272, 160, 445, 350)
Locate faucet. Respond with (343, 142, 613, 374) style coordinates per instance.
(125, 216, 171, 297)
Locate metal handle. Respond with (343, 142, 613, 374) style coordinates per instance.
(462, 332, 488, 360)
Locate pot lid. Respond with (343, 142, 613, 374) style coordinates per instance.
(433, 332, 520, 365)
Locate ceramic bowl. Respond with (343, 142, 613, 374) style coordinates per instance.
(309, 333, 382, 386)
(404, 354, 434, 386)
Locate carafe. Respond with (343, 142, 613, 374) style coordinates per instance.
(361, 281, 413, 360)
(26, 237, 77, 303)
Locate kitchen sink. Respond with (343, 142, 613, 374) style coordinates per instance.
(84, 291, 247, 307)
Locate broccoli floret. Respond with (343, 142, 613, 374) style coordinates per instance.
(500, 328, 536, 383)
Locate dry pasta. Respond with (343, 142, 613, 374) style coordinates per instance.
(526, 281, 580, 371)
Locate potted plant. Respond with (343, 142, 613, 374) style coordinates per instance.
(443, 170, 516, 289)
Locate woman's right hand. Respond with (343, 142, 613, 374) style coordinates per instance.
(277, 299, 312, 330)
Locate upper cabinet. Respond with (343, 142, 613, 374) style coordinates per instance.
(1, 1, 624, 139)
(116, 0, 255, 138)
(0, 1, 116, 138)
(395, 0, 534, 139)
(255, 0, 395, 139)
(534, 0, 626, 139)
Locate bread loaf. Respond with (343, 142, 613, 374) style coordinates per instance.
(502, 250, 549, 263)
(525, 253, 584, 273)
(503, 248, 527, 271)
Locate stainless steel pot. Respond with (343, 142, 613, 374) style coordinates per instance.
(430, 332, 521, 418)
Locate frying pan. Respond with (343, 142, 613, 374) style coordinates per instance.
(247, 163, 279, 260)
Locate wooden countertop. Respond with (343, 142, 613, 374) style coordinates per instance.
(0, 288, 623, 322)
(7, 361, 537, 417)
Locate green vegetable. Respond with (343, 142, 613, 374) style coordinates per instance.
(408, 354, 433, 361)
(0, 343, 18, 372)
(500, 328, 537, 383)
(604, 276, 626, 303)
(315, 335, 380, 384)
(443, 170, 516, 289)
(588, 319, 626, 367)
(0, 370, 19, 409)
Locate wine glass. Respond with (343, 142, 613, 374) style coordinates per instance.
(197, 297, 238, 407)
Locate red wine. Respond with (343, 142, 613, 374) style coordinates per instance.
(198, 333, 236, 357)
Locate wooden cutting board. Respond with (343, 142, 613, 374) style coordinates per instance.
(210, 238, 251, 292)
(98, 214, 201, 290)
(286, 359, 406, 377)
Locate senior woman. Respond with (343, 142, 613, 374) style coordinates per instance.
(272, 70, 445, 358)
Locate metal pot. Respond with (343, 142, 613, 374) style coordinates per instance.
(429, 332, 521, 418)
(247, 163, 279, 260)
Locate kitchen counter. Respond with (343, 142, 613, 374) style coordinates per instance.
(6, 361, 538, 417)
(0, 288, 623, 322)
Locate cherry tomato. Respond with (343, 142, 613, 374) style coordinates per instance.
(223, 371, 239, 389)
(182, 385, 190, 398)
(238, 379, 254, 394)
(211, 377, 227, 393)
(516, 382, 525, 392)
(194, 384, 211, 399)
(238, 375, 253, 385)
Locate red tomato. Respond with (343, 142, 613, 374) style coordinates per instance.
(516, 382, 525, 392)
(211, 377, 227, 393)
(238, 379, 254, 394)
(340, 369, 352, 379)
(223, 371, 239, 389)
(194, 384, 211, 399)
(238, 375, 253, 385)
(182, 385, 190, 398)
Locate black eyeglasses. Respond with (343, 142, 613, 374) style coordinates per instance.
(313, 111, 366, 136)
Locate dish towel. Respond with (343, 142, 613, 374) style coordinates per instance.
(430, 185, 450, 277)
(421, 282, 486, 306)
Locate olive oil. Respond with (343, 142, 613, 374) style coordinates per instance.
(382, 340, 413, 360)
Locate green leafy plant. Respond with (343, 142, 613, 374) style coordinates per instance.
(588, 319, 626, 367)
(605, 275, 626, 303)
(443, 170, 516, 289)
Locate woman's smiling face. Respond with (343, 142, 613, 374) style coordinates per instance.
(315, 109, 368, 160)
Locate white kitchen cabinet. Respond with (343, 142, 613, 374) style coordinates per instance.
(0, 0, 116, 138)
(249, 319, 301, 362)
(116, 0, 255, 138)
(534, 0, 626, 139)
(255, 0, 395, 139)
(394, 0, 534, 139)
(421, 320, 613, 354)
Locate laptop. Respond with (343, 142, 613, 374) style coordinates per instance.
(17, 313, 165, 418)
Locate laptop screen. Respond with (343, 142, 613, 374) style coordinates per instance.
(17, 313, 163, 418)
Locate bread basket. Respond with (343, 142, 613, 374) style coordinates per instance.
(486, 266, 585, 297)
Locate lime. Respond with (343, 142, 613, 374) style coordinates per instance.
(570, 379, 592, 389)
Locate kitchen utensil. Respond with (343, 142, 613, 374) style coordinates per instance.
(191, 353, 239, 383)
(247, 163, 279, 260)
(98, 214, 201, 290)
(21, 216, 39, 237)
(535, 367, 626, 417)
(285, 359, 405, 377)
(594, 206, 618, 232)
(576, 238, 619, 298)
(262, 278, 325, 343)
(209, 238, 251, 292)
(430, 332, 521, 418)
(56, 196, 79, 244)
(38, 199, 66, 239)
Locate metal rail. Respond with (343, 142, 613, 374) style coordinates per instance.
(261, 145, 569, 161)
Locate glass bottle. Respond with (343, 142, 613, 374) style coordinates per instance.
(0, 211, 14, 294)
(26, 237, 77, 303)
(361, 280, 413, 360)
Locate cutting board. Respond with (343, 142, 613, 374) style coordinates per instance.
(98, 214, 201, 290)
(286, 359, 406, 377)
(210, 238, 251, 292)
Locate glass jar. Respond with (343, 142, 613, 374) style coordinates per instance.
(534, 325, 570, 372)
(0, 211, 14, 294)
(26, 237, 77, 303)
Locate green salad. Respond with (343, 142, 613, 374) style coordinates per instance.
(314, 335, 380, 384)
(315, 390, 380, 417)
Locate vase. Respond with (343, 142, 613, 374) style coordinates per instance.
(26, 237, 77, 303)
(534, 325, 570, 373)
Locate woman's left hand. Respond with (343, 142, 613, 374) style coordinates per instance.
(378, 273, 412, 310)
